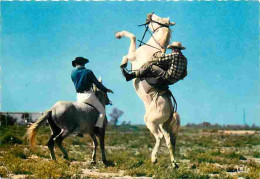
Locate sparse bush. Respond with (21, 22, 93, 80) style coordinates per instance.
(0, 166, 8, 178)
(253, 151, 260, 158)
(10, 147, 27, 159)
(1, 135, 23, 145)
(1, 125, 260, 178)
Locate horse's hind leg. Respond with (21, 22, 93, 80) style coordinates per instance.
(54, 129, 73, 160)
(47, 119, 61, 160)
(89, 133, 98, 164)
(98, 131, 107, 164)
(159, 113, 180, 168)
(146, 120, 164, 164)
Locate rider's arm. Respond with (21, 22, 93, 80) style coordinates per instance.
(154, 54, 176, 80)
(89, 71, 108, 93)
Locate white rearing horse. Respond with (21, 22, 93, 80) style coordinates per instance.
(115, 13, 180, 168)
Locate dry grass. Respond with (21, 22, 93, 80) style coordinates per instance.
(0, 125, 259, 178)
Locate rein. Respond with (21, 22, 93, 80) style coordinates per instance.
(138, 19, 170, 50)
(125, 18, 171, 72)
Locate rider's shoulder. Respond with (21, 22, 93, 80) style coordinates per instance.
(162, 53, 174, 59)
(84, 68, 92, 73)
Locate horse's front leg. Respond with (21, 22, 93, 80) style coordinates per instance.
(144, 113, 164, 164)
(115, 30, 136, 54)
(90, 133, 98, 165)
(120, 56, 129, 68)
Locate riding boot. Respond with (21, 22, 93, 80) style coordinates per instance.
(121, 68, 136, 81)
(135, 65, 153, 78)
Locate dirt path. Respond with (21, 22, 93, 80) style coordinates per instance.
(218, 130, 258, 135)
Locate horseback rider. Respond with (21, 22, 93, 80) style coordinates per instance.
(121, 42, 187, 88)
(71, 57, 113, 129)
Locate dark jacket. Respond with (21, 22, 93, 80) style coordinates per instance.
(71, 67, 108, 93)
(145, 51, 187, 86)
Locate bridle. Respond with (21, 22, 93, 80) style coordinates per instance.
(138, 14, 170, 51)
(124, 14, 172, 72)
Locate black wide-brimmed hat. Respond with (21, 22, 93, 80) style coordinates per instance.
(72, 57, 89, 67)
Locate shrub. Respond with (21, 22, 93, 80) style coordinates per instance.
(253, 151, 260, 158)
(1, 135, 23, 145)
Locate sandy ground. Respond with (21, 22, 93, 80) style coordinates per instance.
(218, 130, 258, 135)
(82, 168, 152, 179)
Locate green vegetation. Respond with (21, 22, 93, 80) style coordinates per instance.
(0, 125, 260, 178)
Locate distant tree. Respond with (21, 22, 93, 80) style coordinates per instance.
(22, 113, 32, 123)
(0, 114, 16, 126)
(202, 122, 211, 127)
(121, 120, 132, 126)
(109, 108, 124, 127)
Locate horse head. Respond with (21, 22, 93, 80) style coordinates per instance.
(93, 77, 111, 107)
(146, 12, 175, 32)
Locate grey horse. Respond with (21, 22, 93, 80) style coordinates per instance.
(26, 85, 110, 164)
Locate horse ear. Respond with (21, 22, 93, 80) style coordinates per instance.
(170, 22, 176, 26)
(93, 84, 97, 92)
(99, 76, 102, 83)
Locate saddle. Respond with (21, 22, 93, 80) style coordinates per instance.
(140, 79, 177, 112)
(140, 78, 168, 93)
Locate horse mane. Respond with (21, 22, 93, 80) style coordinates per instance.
(165, 28, 172, 50)
(152, 27, 172, 53)
(92, 78, 110, 106)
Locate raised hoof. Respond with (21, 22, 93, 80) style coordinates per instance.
(115, 32, 122, 39)
(172, 162, 179, 169)
(90, 161, 96, 165)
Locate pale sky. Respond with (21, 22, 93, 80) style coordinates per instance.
(1, 1, 259, 125)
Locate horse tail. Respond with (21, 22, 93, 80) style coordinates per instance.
(25, 110, 52, 149)
(169, 112, 180, 148)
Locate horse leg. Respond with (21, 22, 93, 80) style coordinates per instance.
(115, 31, 136, 54)
(89, 133, 98, 165)
(145, 120, 164, 164)
(47, 119, 61, 160)
(98, 130, 107, 164)
(54, 129, 72, 160)
(159, 112, 180, 168)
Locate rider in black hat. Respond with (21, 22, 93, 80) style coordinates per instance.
(71, 57, 113, 131)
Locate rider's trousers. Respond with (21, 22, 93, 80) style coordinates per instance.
(77, 90, 105, 128)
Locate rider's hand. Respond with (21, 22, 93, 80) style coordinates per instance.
(107, 89, 114, 94)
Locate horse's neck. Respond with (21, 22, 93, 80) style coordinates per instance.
(132, 27, 170, 70)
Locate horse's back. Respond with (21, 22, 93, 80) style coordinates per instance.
(51, 101, 99, 133)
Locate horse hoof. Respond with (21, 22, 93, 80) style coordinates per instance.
(63, 155, 69, 160)
(102, 160, 115, 167)
(172, 162, 179, 169)
(115, 32, 122, 39)
(151, 158, 157, 164)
